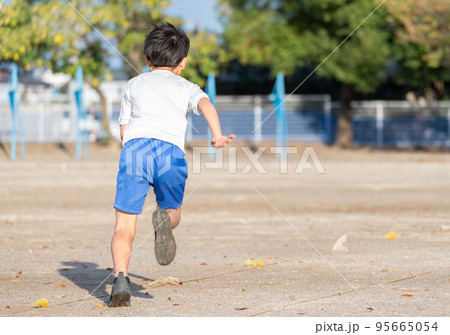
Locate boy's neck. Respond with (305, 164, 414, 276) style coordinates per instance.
(153, 66, 182, 76)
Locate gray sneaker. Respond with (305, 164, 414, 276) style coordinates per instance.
(152, 209, 176, 266)
(109, 272, 131, 307)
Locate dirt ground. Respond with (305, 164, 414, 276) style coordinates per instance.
(1, 141, 449, 317)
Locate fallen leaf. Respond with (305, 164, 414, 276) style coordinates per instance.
(99, 312, 103, 315)
(52, 295, 66, 298)
(402, 294, 413, 297)
(33, 298, 49, 308)
(173, 303, 180, 306)
(266, 257, 272, 261)
(242, 288, 245, 291)
(147, 276, 181, 288)
(105, 267, 113, 271)
(71, 258, 78, 262)
(5, 306, 11, 309)
(234, 307, 248, 310)
(246, 258, 265, 267)
(16, 270, 22, 275)
(40, 245, 48, 249)
(381, 269, 389, 272)
(55, 284, 66, 288)
(332, 234, 348, 252)
(200, 263, 207, 266)
(169, 281, 183, 286)
(338, 292, 343, 296)
(167, 297, 172, 301)
(297, 312, 307, 315)
(96, 303, 105, 307)
(367, 307, 374, 311)
(28, 249, 32, 253)
(385, 231, 397, 240)
(69, 246, 75, 250)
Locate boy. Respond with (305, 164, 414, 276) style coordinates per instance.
(109, 22, 235, 307)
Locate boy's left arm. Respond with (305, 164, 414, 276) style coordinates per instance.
(198, 97, 235, 148)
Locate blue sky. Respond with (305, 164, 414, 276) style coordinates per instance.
(165, 0, 223, 33)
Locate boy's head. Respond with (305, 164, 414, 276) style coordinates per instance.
(143, 22, 190, 69)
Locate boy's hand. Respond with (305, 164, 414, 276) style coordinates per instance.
(211, 134, 236, 148)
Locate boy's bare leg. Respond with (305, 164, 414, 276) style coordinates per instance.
(157, 205, 182, 229)
(111, 209, 137, 277)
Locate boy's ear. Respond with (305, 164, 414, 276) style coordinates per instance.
(146, 59, 153, 68)
(179, 57, 187, 70)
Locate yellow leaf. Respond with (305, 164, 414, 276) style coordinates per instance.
(246, 258, 256, 266)
(96, 303, 105, 307)
(13, 53, 19, 61)
(18, 45, 25, 53)
(246, 258, 265, 267)
(33, 298, 48, 308)
(385, 231, 397, 240)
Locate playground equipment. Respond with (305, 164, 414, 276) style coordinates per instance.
(269, 73, 288, 159)
(8, 63, 26, 160)
(74, 66, 89, 159)
(204, 73, 216, 157)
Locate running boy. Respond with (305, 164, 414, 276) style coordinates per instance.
(109, 23, 235, 307)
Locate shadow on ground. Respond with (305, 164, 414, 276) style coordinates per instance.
(59, 261, 154, 303)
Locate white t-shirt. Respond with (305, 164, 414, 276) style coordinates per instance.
(119, 69, 209, 152)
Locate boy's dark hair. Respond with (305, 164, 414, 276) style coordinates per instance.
(143, 22, 190, 68)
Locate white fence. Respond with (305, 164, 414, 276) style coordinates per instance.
(1, 96, 450, 147)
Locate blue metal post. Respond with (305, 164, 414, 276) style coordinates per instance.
(74, 66, 88, 159)
(8, 64, 25, 160)
(143, 65, 150, 73)
(204, 73, 216, 158)
(269, 73, 288, 159)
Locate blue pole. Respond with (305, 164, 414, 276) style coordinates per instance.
(269, 73, 287, 159)
(204, 73, 216, 158)
(75, 66, 88, 159)
(8, 64, 25, 160)
(8, 90, 16, 161)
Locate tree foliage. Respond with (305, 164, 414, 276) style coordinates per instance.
(222, 0, 391, 94)
(386, 0, 450, 93)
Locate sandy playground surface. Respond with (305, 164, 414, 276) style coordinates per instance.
(0, 142, 449, 317)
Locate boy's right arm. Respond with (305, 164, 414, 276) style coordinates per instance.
(120, 125, 127, 141)
(198, 97, 235, 148)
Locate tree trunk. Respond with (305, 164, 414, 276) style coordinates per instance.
(335, 83, 354, 148)
(91, 84, 114, 143)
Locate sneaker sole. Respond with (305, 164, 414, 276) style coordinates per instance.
(152, 209, 176, 266)
(109, 291, 131, 307)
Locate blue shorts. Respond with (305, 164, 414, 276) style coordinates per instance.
(114, 138, 188, 214)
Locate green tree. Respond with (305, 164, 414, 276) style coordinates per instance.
(221, 0, 391, 146)
(386, 0, 450, 98)
(0, 0, 222, 139)
(0, 0, 171, 138)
